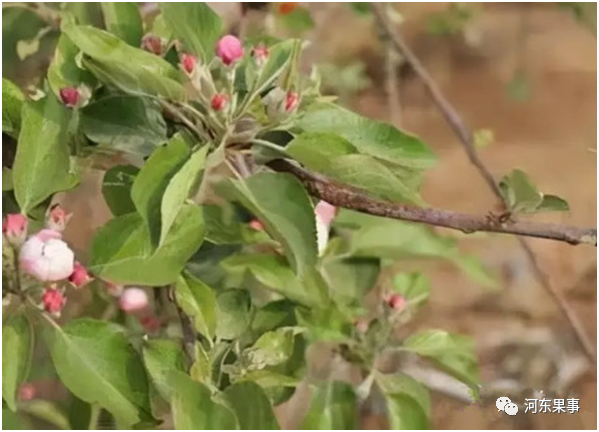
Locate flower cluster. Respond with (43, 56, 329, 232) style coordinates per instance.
(3, 205, 92, 317)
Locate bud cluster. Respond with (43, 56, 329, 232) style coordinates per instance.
(3, 204, 93, 318)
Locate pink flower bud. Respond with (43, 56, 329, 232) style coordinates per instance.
(252, 44, 269, 67)
(285, 91, 299, 112)
(387, 294, 406, 310)
(215, 35, 244, 66)
(180, 54, 197, 74)
(18, 383, 36, 401)
(2, 213, 28, 246)
(42, 287, 66, 316)
(119, 288, 149, 313)
(46, 204, 72, 232)
(141, 34, 163, 55)
(139, 314, 161, 333)
(20, 230, 74, 282)
(249, 219, 264, 231)
(59, 87, 79, 108)
(315, 201, 337, 226)
(211, 93, 228, 111)
(68, 261, 93, 288)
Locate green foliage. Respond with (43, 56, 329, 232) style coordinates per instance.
(376, 373, 431, 430)
(2, 78, 24, 137)
(297, 104, 436, 169)
(223, 382, 280, 429)
(2, 313, 34, 412)
(62, 22, 186, 100)
(44, 319, 155, 427)
(499, 169, 569, 214)
(169, 371, 238, 429)
(89, 206, 204, 285)
(12, 93, 76, 214)
(80, 95, 168, 156)
(175, 273, 217, 340)
(301, 381, 357, 429)
(403, 330, 480, 388)
(220, 172, 318, 277)
(159, 2, 223, 61)
(101, 165, 139, 216)
(5, 2, 579, 428)
(100, 2, 143, 47)
(142, 339, 188, 402)
(216, 289, 252, 340)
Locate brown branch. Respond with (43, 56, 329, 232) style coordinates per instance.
(268, 159, 597, 246)
(370, 3, 597, 363)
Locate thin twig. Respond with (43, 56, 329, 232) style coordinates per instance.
(370, 2, 597, 363)
(268, 159, 597, 246)
(376, 3, 402, 125)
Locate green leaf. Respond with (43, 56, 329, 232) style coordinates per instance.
(131, 134, 190, 245)
(221, 253, 327, 306)
(2, 78, 24, 137)
(13, 94, 75, 214)
(47, 33, 96, 96)
(89, 204, 204, 285)
(44, 319, 155, 427)
(101, 165, 139, 216)
(537, 194, 570, 212)
(80, 95, 168, 156)
(301, 381, 357, 429)
(287, 132, 423, 204)
(392, 272, 430, 306)
(160, 146, 208, 245)
(243, 327, 298, 370)
(297, 104, 436, 169)
(331, 154, 424, 205)
(499, 169, 569, 214)
(220, 172, 318, 277)
(2, 313, 33, 411)
(202, 204, 245, 244)
(224, 382, 280, 429)
(216, 289, 252, 340)
(101, 2, 143, 47)
(189, 342, 211, 384)
(403, 330, 480, 388)
(296, 305, 353, 344)
(18, 400, 71, 430)
(62, 22, 186, 100)
(499, 169, 542, 213)
(255, 39, 297, 91)
(321, 254, 380, 304)
(159, 3, 222, 61)
(375, 372, 431, 430)
(2, 407, 29, 430)
(169, 371, 238, 430)
(286, 132, 358, 171)
(175, 273, 217, 340)
(336, 211, 497, 288)
(142, 339, 187, 402)
(251, 300, 296, 338)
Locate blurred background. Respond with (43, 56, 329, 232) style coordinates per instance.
(3, 2, 597, 429)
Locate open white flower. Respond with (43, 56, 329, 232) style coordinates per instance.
(19, 229, 75, 282)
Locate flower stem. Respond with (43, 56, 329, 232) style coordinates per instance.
(251, 139, 288, 155)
